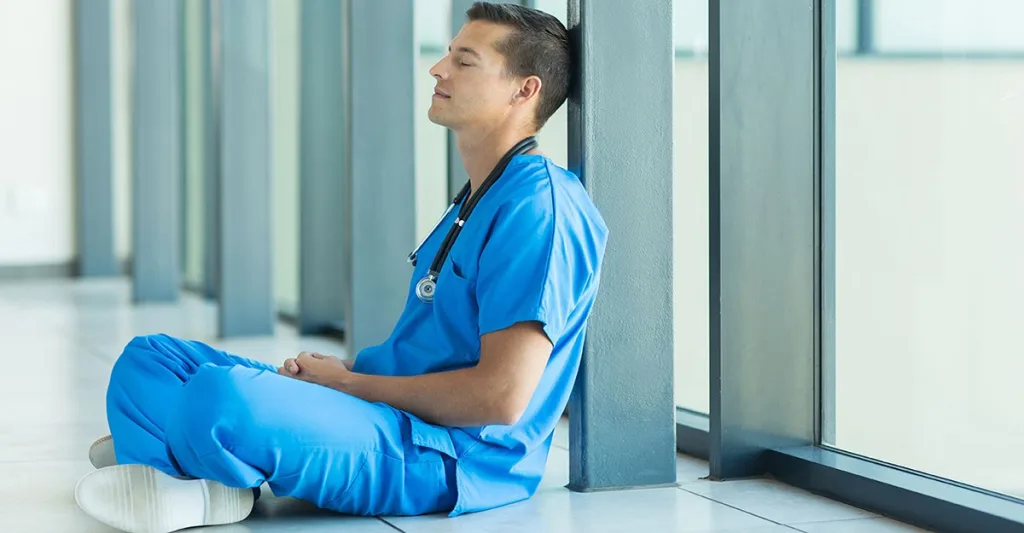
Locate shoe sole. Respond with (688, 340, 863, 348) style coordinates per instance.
(89, 435, 116, 469)
(75, 464, 254, 533)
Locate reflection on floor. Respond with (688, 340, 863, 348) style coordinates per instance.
(0, 278, 932, 532)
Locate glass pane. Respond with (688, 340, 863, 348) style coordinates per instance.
(182, 0, 206, 288)
(113, 0, 132, 268)
(526, 0, 568, 169)
(673, 0, 710, 414)
(828, 1, 1024, 498)
(874, 0, 1024, 53)
(270, 0, 300, 315)
(416, 0, 451, 242)
(835, 0, 858, 55)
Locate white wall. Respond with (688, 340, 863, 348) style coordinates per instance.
(0, 0, 75, 265)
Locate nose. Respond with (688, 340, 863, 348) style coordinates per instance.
(429, 56, 448, 81)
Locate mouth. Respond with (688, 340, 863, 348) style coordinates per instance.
(433, 88, 451, 99)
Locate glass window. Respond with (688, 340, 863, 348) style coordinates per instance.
(114, 0, 133, 270)
(270, 0, 301, 315)
(415, 0, 451, 243)
(827, 0, 1024, 498)
(835, 0, 858, 55)
(182, 0, 206, 290)
(874, 0, 1024, 53)
(526, 0, 568, 169)
(672, 0, 710, 414)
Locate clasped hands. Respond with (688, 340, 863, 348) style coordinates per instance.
(277, 351, 355, 390)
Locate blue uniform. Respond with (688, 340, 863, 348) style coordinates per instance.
(106, 154, 608, 517)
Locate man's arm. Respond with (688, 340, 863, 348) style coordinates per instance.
(291, 321, 551, 427)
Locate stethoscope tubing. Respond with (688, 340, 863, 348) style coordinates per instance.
(410, 136, 538, 303)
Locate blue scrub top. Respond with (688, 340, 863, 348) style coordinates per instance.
(353, 154, 608, 516)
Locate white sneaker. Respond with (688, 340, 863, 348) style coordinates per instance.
(89, 435, 116, 469)
(75, 464, 254, 533)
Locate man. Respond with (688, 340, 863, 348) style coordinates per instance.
(75, 3, 607, 532)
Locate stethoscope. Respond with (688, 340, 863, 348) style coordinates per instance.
(407, 136, 539, 303)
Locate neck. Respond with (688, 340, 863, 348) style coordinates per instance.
(455, 126, 537, 195)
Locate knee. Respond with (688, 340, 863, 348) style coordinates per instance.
(111, 334, 173, 371)
(108, 335, 166, 387)
(123, 333, 173, 352)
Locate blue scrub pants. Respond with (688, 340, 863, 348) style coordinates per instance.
(105, 334, 457, 516)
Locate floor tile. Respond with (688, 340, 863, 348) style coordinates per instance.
(0, 460, 396, 532)
(234, 496, 402, 531)
(0, 460, 120, 532)
(188, 522, 397, 533)
(71, 303, 220, 354)
(0, 422, 111, 463)
(553, 416, 569, 449)
(540, 446, 570, 488)
(1, 280, 219, 344)
(0, 391, 108, 426)
(0, 337, 110, 426)
(385, 486, 776, 533)
(0, 377, 108, 426)
(792, 517, 933, 533)
(683, 479, 876, 525)
(708, 523, 802, 527)
(676, 453, 710, 486)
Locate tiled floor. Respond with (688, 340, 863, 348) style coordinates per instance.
(0, 278, 933, 532)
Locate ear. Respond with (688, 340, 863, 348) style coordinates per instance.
(513, 75, 543, 105)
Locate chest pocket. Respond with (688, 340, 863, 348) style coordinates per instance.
(432, 255, 481, 361)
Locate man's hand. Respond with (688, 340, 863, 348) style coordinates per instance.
(278, 352, 355, 389)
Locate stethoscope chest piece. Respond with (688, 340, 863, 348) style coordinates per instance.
(415, 274, 437, 303)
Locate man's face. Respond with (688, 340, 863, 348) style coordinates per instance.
(428, 21, 521, 131)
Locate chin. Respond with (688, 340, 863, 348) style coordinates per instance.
(427, 110, 455, 129)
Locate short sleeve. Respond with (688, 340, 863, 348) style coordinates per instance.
(476, 193, 575, 344)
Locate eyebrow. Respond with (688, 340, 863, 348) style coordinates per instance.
(448, 45, 482, 59)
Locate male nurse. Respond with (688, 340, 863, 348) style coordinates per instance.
(74, 3, 608, 532)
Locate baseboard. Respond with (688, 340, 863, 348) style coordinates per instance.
(0, 261, 78, 280)
(0, 259, 132, 281)
(277, 310, 300, 327)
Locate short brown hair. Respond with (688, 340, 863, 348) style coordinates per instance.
(466, 2, 571, 130)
